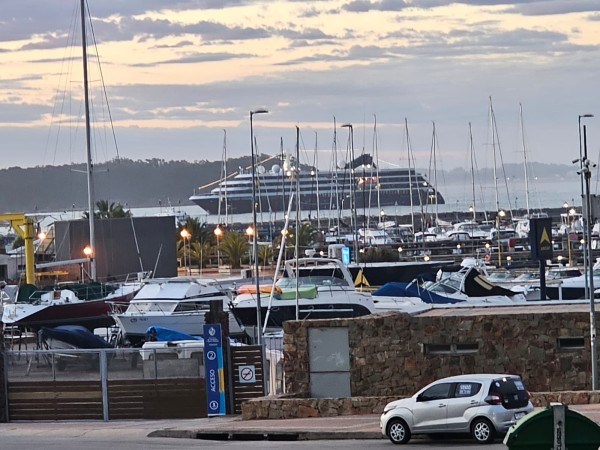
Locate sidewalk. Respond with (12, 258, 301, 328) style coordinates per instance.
(149, 404, 600, 442)
(148, 414, 382, 441)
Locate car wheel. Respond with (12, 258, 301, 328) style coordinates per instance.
(471, 418, 495, 444)
(387, 418, 411, 444)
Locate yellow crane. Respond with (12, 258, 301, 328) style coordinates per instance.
(0, 213, 35, 284)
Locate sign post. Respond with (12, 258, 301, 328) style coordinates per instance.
(529, 218, 553, 300)
(203, 324, 226, 416)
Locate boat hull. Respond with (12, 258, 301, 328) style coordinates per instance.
(191, 190, 445, 215)
(231, 303, 374, 328)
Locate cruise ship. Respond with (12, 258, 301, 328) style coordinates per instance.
(189, 154, 444, 215)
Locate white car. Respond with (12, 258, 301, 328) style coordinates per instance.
(380, 373, 533, 444)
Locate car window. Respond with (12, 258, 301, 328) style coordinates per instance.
(419, 382, 452, 401)
(454, 382, 482, 398)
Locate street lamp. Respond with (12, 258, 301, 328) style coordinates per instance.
(579, 116, 597, 390)
(341, 123, 359, 263)
(250, 109, 268, 347)
(214, 225, 222, 267)
(579, 114, 594, 299)
(180, 228, 191, 275)
(83, 245, 93, 281)
(496, 209, 506, 266)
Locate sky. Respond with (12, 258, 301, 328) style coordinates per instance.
(0, 0, 599, 174)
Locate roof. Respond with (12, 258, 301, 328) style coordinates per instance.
(412, 301, 595, 317)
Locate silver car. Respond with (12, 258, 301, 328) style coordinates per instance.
(380, 373, 533, 444)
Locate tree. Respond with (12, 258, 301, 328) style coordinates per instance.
(82, 200, 131, 218)
(219, 231, 248, 269)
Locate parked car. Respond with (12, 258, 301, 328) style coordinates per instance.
(380, 373, 533, 445)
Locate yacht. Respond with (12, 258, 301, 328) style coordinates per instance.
(189, 153, 444, 215)
(112, 277, 246, 346)
(230, 257, 376, 328)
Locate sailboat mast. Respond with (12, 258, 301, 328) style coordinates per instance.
(81, 0, 96, 281)
(295, 126, 300, 321)
(469, 122, 477, 221)
(431, 122, 439, 225)
(405, 118, 415, 233)
(314, 132, 320, 232)
(373, 115, 382, 226)
(489, 97, 500, 214)
(519, 103, 531, 216)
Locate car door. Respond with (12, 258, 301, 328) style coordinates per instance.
(445, 381, 484, 432)
(411, 382, 452, 432)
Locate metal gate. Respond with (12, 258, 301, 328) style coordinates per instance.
(230, 345, 264, 414)
(4, 348, 206, 421)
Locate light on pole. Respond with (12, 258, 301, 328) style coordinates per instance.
(250, 109, 268, 346)
(83, 245, 93, 281)
(214, 225, 222, 267)
(579, 118, 598, 390)
(180, 228, 190, 275)
(579, 114, 594, 299)
(496, 209, 506, 266)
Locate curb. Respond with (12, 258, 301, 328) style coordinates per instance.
(149, 429, 383, 441)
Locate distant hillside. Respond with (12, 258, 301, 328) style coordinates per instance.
(0, 155, 573, 214)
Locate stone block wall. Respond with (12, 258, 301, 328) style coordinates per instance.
(283, 310, 595, 397)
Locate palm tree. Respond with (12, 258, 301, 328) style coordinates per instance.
(82, 200, 131, 218)
(190, 241, 212, 271)
(220, 230, 248, 269)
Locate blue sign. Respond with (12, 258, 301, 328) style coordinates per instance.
(203, 323, 225, 416)
(341, 246, 350, 264)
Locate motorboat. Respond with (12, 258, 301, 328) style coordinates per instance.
(372, 264, 527, 312)
(2, 277, 145, 330)
(38, 324, 113, 370)
(230, 257, 376, 328)
(112, 276, 246, 346)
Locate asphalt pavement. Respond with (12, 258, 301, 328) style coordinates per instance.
(1, 404, 599, 443)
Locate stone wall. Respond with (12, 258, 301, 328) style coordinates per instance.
(241, 391, 600, 420)
(283, 311, 595, 397)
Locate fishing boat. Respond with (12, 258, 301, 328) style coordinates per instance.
(230, 257, 376, 328)
(189, 153, 444, 215)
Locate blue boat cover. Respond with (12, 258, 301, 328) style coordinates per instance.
(145, 326, 202, 342)
(39, 325, 113, 349)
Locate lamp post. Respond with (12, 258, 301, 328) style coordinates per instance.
(250, 109, 268, 346)
(180, 229, 190, 275)
(214, 225, 222, 267)
(579, 114, 594, 299)
(341, 123, 359, 263)
(580, 119, 598, 390)
(83, 245, 93, 281)
(496, 209, 506, 267)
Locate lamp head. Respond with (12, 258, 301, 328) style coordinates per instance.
(341, 123, 352, 129)
(579, 114, 594, 119)
(251, 109, 269, 116)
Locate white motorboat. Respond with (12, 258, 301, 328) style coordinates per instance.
(230, 257, 376, 328)
(112, 276, 245, 346)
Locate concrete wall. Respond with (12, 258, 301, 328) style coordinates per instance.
(282, 310, 596, 397)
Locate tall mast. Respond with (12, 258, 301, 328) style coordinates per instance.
(405, 118, 415, 233)
(373, 115, 381, 226)
(519, 103, 531, 217)
(469, 122, 477, 222)
(431, 122, 439, 225)
(218, 129, 228, 226)
(313, 132, 320, 231)
(81, 0, 96, 281)
(295, 126, 300, 320)
(489, 97, 500, 214)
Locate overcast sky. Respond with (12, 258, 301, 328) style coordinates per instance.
(0, 0, 599, 173)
